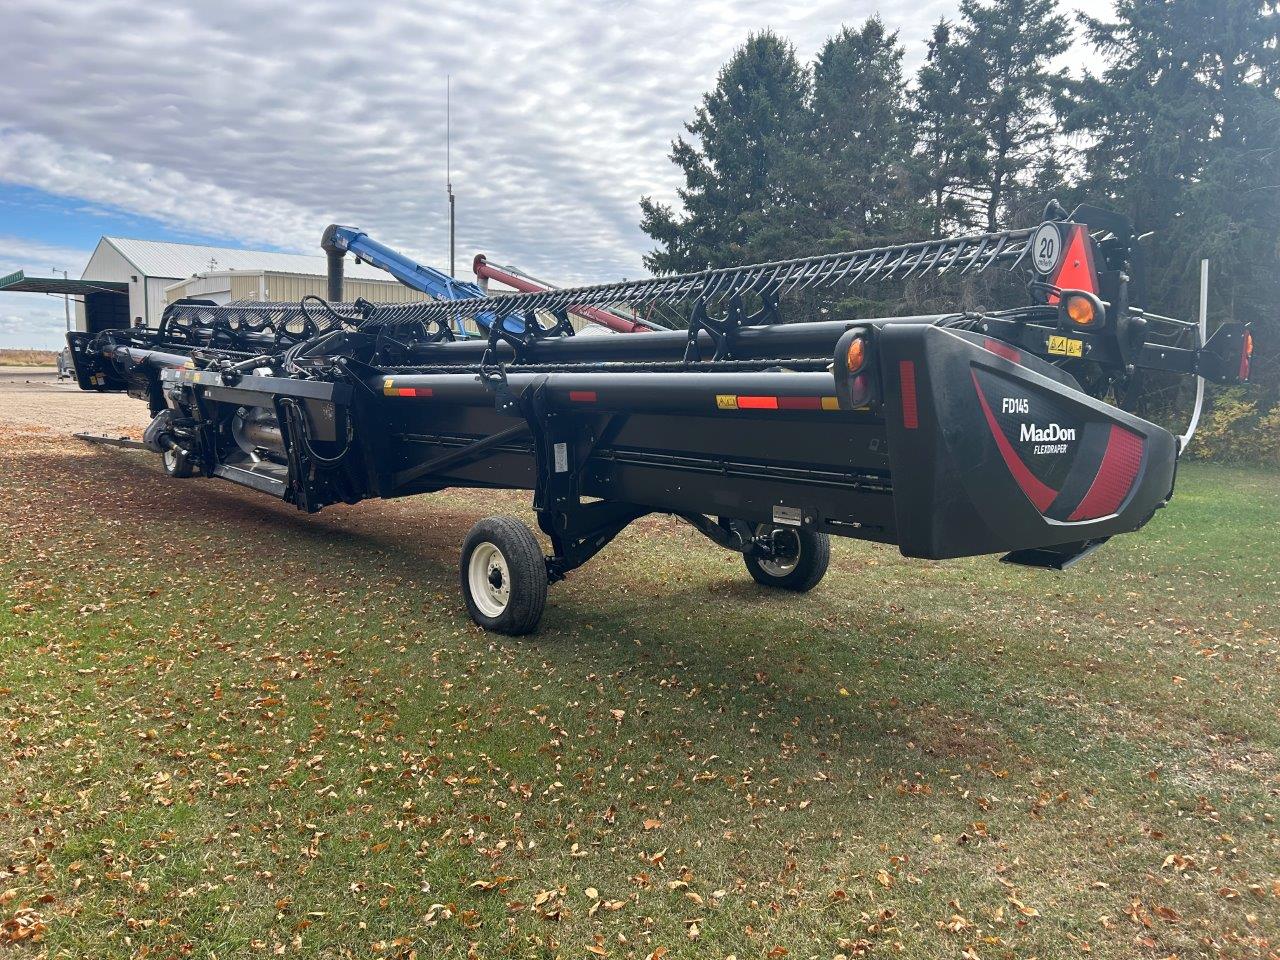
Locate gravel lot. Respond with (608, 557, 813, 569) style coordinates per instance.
(0, 368, 149, 436)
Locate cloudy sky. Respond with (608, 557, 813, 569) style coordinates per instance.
(0, 0, 1111, 348)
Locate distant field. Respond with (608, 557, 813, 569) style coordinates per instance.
(0, 425, 1277, 958)
(0, 348, 59, 367)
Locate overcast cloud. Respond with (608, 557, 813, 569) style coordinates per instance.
(0, 236, 94, 347)
(0, 0, 1111, 347)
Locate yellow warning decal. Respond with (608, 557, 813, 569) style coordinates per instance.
(1047, 335, 1083, 358)
(383, 378, 395, 396)
(716, 394, 738, 410)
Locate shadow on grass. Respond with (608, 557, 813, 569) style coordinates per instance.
(13, 443, 1229, 782)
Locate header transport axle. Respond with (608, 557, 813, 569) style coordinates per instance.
(68, 202, 1252, 634)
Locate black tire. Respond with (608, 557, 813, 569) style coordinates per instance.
(162, 446, 196, 478)
(743, 524, 830, 592)
(460, 516, 549, 635)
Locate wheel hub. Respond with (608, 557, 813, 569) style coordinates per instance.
(756, 525, 801, 577)
(468, 542, 511, 618)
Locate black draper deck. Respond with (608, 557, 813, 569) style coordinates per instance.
(63, 203, 1253, 632)
(363, 366, 897, 542)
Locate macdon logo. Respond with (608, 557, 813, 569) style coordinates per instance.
(1019, 422, 1077, 443)
(1020, 421, 1076, 455)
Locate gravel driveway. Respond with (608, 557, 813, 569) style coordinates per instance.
(0, 367, 149, 436)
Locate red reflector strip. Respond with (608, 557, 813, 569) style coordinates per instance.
(1068, 425, 1144, 521)
(777, 395, 823, 410)
(983, 338, 1022, 364)
(899, 360, 919, 429)
(395, 387, 432, 397)
(737, 395, 779, 410)
(568, 390, 597, 403)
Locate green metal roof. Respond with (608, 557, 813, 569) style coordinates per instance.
(0, 270, 128, 296)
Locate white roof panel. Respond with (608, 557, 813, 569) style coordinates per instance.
(102, 237, 409, 282)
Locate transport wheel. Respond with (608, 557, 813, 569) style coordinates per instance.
(460, 517, 549, 635)
(162, 447, 196, 478)
(743, 524, 830, 592)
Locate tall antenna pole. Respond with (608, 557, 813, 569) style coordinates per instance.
(447, 75, 456, 279)
(55, 267, 70, 332)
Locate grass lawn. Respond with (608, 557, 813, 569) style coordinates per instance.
(1, 429, 1277, 959)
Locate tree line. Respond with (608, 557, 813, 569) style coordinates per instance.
(639, 0, 1279, 455)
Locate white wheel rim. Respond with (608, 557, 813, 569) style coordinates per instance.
(163, 449, 177, 471)
(757, 526, 800, 577)
(468, 542, 511, 618)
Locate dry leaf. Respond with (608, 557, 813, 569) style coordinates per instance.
(1008, 896, 1039, 917)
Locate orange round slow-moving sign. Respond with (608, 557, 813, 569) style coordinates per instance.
(1065, 294, 1095, 326)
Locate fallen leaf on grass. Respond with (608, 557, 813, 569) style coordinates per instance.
(0, 908, 47, 945)
(468, 876, 512, 892)
(836, 937, 873, 956)
(1008, 896, 1039, 917)
(943, 914, 974, 933)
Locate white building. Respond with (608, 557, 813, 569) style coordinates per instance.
(75, 237, 421, 332)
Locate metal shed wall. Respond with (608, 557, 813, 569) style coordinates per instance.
(165, 272, 426, 306)
(82, 240, 148, 328)
(249, 273, 425, 304)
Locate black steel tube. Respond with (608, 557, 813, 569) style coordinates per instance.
(400, 316, 944, 367)
(111, 345, 195, 370)
(374, 369, 851, 417)
(326, 248, 344, 303)
(322, 224, 348, 303)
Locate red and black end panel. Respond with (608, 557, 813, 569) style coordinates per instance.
(970, 366, 1147, 523)
(66, 331, 130, 392)
(878, 324, 1177, 560)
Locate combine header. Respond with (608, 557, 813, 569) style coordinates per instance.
(68, 204, 1252, 633)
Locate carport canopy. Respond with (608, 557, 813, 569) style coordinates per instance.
(0, 269, 127, 297)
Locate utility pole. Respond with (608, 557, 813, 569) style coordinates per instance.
(54, 266, 70, 331)
(447, 75, 456, 278)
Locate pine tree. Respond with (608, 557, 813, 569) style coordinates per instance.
(909, 21, 984, 237)
(639, 31, 811, 273)
(949, 0, 1070, 231)
(1066, 0, 1280, 398)
(805, 17, 915, 247)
